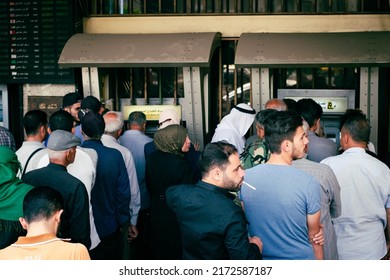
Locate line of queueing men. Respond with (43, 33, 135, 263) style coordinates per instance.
(0, 94, 389, 260)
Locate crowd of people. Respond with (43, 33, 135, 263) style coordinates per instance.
(0, 92, 389, 260)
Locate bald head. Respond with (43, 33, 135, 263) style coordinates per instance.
(265, 98, 287, 111)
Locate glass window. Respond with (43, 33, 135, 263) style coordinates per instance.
(255, 0, 268, 12)
(286, 0, 298, 12)
(345, 0, 360, 12)
(301, 0, 315, 12)
(114, 67, 181, 105)
(147, 68, 159, 99)
(330, 67, 345, 88)
(316, 0, 330, 12)
(316, 67, 330, 88)
(146, 0, 160, 13)
(271, 0, 284, 12)
(286, 69, 297, 87)
(88, 0, 389, 14)
(300, 68, 314, 88)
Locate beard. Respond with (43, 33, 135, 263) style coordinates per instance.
(222, 173, 243, 192)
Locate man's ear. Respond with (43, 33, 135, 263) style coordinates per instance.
(342, 132, 350, 145)
(54, 210, 63, 223)
(313, 118, 321, 131)
(40, 125, 47, 136)
(281, 139, 291, 153)
(210, 167, 222, 182)
(19, 217, 28, 230)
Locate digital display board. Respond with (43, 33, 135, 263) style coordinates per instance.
(0, 0, 75, 84)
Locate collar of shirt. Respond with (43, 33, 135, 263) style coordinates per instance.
(196, 180, 236, 200)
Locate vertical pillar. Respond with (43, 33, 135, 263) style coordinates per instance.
(183, 66, 205, 148)
(81, 67, 100, 99)
(360, 67, 379, 149)
(251, 67, 270, 111)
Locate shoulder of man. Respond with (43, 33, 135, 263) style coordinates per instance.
(240, 140, 269, 169)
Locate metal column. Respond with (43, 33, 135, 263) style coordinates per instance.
(251, 68, 270, 111)
(183, 66, 205, 149)
(81, 67, 100, 99)
(360, 67, 379, 149)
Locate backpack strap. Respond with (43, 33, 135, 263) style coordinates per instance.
(21, 147, 44, 177)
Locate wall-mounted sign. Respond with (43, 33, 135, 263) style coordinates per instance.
(28, 96, 62, 117)
(123, 105, 182, 121)
(0, 0, 74, 84)
(277, 89, 355, 114)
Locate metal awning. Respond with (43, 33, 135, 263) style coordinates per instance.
(58, 32, 221, 68)
(235, 32, 390, 67)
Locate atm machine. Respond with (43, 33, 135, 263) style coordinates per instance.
(278, 89, 356, 149)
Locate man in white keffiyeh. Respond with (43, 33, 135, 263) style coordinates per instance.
(211, 103, 256, 154)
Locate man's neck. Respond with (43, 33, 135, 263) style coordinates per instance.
(128, 124, 144, 133)
(104, 132, 118, 140)
(26, 135, 43, 143)
(49, 158, 69, 168)
(25, 222, 56, 237)
(266, 153, 292, 165)
(344, 142, 367, 151)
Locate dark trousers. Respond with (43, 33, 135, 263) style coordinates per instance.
(130, 208, 151, 260)
(89, 228, 122, 260)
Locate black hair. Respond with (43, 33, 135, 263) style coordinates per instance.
(198, 141, 237, 178)
(23, 187, 63, 224)
(255, 109, 277, 126)
(264, 110, 303, 154)
(283, 98, 298, 113)
(49, 110, 74, 132)
(22, 110, 48, 136)
(296, 98, 323, 128)
(341, 109, 370, 144)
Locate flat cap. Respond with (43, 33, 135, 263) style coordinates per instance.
(47, 130, 80, 151)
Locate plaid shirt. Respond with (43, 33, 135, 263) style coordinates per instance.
(0, 126, 16, 151)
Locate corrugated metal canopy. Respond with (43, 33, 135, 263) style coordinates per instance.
(235, 32, 390, 67)
(58, 32, 221, 68)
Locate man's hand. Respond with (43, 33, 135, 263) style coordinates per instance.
(193, 142, 201, 151)
(249, 236, 263, 253)
(128, 225, 139, 242)
(313, 224, 324, 246)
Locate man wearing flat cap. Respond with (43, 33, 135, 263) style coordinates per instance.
(22, 130, 91, 250)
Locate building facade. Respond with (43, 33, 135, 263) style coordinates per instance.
(1, 0, 390, 162)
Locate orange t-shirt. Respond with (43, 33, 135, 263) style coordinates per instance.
(0, 233, 90, 260)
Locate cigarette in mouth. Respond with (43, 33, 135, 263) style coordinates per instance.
(243, 181, 256, 190)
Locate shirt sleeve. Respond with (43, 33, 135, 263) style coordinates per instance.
(125, 152, 141, 225)
(67, 182, 91, 249)
(115, 154, 131, 226)
(224, 210, 262, 260)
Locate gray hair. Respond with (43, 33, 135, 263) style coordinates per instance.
(47, 149, 68, 160)
(128, 111, 147, 126)
(265, 98, 287, 111)
(103, 111, 124, 133)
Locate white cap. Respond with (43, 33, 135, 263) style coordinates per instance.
(158, 109, 180, 130)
